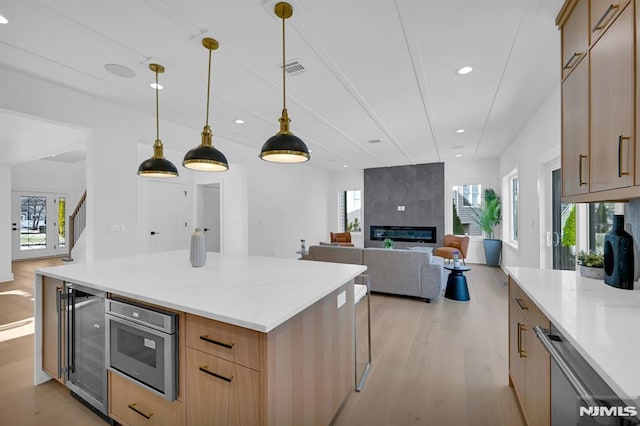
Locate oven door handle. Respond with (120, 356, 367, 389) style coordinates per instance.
(533, 326, 597, 406)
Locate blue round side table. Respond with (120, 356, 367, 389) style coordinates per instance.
(444, 265, 471, 301)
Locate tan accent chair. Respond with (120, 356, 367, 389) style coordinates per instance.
(434, 234, 470, 264)
(330, 231, 354, 247)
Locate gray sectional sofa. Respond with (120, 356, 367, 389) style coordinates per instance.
(307, 245, 447, 302)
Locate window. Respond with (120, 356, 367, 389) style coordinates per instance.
(451, 184, 482, 236)
(502, 170, 519, 247)
(588, 202, 614, 253)
(462, 184, 481, 207)
(340, 190, 361, 232)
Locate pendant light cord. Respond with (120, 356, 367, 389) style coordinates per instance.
(206, 47, 212, 127)
(282, 15, 286, 110)
(155, 69, 160, 141)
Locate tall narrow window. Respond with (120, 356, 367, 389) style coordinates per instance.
(451, 184, 482, 236)
(511, 177, 519, 242)
(340, 190, 361, 232)
(502, 169, 519, 247)
(58, 197, 66, 248)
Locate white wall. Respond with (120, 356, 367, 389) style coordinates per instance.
(2, 65, 202, 262)
(12, 159, 86, 211)
(499, 85, 561, 268)
(0, 166, 12, 282)
(248, 160, 330, 259)
(329, 170, 365, 247)
(444, 158, 500, 263)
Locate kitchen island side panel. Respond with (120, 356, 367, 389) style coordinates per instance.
(264, 281, 355, 425)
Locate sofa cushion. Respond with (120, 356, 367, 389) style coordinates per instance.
(308, 245, 363, 265)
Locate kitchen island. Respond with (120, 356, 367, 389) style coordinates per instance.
(507, 267, 640, 411)
(34, 250, 366, 425)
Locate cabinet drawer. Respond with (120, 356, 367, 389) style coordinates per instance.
(186, 348, 260, 426)
(590, 0, 631, 41)
(109, 372, 185, 426)
(186, 314, 262, 371)
(561, 0, 589, 78)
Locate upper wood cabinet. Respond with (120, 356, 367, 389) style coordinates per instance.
(590, 3, 634, 192)
(562, 58, 589, 197)
(591, 0, 632, 42)
(562, 0, 589, 78)
(558, 0, 640, 202)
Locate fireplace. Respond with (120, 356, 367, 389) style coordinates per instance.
(369, 226, 437, 244)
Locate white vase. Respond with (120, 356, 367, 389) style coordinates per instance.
(190, 228, 206, 267)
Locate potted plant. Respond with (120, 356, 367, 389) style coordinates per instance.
(383, 238, 394, 249)
(577, 251, 604, 279)
(474, 188, 502, 267)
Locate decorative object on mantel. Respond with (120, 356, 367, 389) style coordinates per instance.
(474, 188, 502, 267)
(383, 238, 394, 249)
(259, 2, 310, 163)
(603, 215, 634, 289)
(300, 239, 306, 253)
(183, 37, 229, 172)
(577, 250, 604, 280)
(138, 64, 179, 177)
(190, 228, 206, 267)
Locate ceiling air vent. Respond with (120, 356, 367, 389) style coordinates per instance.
(280, 60, 306, 75)
(368, 139, 382, 144)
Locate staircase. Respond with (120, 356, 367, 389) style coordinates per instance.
(63, 190, 87, 262)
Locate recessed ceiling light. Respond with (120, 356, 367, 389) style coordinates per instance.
(0, 15, 8, 24)
(455, 154, 463, 158)
(457, 66, 473, 75)
(343, 165, 349, 168)
(456, 129, 465, 133)
(233, 119, 245, 124)
(150, 82, 164, 90)
(104, 63, 136, 78)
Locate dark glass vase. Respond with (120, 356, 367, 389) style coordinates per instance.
(603, 215, 634, 290)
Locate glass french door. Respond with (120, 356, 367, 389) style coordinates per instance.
(11, 192, 67, 260)
(550, 169, 576, 270)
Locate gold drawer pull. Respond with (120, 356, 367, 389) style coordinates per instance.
(128, 403, 153, 420)
(618, 135, 630, 177)
(592, 4, 619, 32)
(518, 323, 528, 358)
(515, 298, 528, 311)
(579, 154, 588, 186)
(199, 365, 234, 383)
(563, 52, 583, 70)
(200, 334, 234, 349)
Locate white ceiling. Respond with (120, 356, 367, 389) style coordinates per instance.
(0, 0, 563, 171)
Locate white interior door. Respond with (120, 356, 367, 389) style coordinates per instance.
(147, 182, 188, 253)
(197, 184, 221, 253)
(12, 192, 68, 260)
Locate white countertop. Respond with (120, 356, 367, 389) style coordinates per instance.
(36, 250, 366, 333)
(507, 266, 640, 406)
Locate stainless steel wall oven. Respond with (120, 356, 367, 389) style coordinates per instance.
(105, 298, 178, 401)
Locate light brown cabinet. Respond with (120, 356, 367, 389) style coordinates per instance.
(558, 0, 640, 202)
(42, 276, 65, 384)
(561, 57, 589, 196)
(508, 277, 550, 426)
(185, 348, 260, 426)
(590, 2, 635, 193)
(109, 372, 185, 426)
(561, 0, 589, 78)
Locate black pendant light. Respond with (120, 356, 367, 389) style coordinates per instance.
(259, 2, 310, 163)
(183, 38, 229, 172)
(138, 64, 179, 177)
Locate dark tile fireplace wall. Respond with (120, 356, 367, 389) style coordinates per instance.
(364, 162, 445, 249)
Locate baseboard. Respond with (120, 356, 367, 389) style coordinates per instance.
(0, 273, 14, 283)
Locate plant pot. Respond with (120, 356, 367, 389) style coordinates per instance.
(483, 239, 502, 267)
(579, 265, 604, 280)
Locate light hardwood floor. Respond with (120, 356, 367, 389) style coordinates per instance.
(0, 258, 524, 426)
